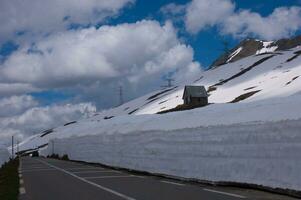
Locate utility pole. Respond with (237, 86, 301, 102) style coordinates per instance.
(17, 140, 19, 157)
(119, 86, 123, 105)
(11, 136, 14, 159)
(51, 140, 54, 155)
(161, 77, 174, 89)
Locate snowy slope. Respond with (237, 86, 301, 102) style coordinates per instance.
(14, 44, 301, 192)
(16, 46, 301, 151)
(95, 46, 301, 115)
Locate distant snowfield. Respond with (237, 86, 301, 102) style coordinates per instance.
(16, 46, 301, 191)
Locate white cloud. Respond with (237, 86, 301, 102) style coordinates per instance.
(0, 0, 134, 44)
(0, 95, 38, 117)
(0, 99, 96, 146)
(0, 83, 39, 98)
(182, 0, 301, 40)
(221, 7, 301, 39)
(0, 20, 202, 107)
(0, 18, 203, 143)
(160, 3, 186, 20)
(185, 0, 234, 34)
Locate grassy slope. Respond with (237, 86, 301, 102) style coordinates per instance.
(0, 159, 19, 200)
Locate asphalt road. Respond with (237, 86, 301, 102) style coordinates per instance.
(18, 157, 297, 200)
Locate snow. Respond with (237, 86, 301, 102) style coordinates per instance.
(44, 118, 301, 191)
(227, 47, 243, 63)
(17, 46, 301, 191)
(256, 41, 278, 54)
(35, 93, 301, 139)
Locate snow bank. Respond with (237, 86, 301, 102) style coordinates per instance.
(49, 119, 301, 191)
(0, 146, 10, 168)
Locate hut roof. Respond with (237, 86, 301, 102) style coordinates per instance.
(182, 85, 208, 99)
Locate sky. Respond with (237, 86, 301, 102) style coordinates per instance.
(0, 0, 301, 146)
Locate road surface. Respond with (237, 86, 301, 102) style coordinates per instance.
(18, 157, 297, 200)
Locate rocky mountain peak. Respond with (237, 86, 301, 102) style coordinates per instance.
(211, 35, 301, 68)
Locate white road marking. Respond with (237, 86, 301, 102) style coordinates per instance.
(19, 173, 22, 178)
(203, 188, 246, 199)
(22, 168, 57, 173)
(22, 165, 45, 168)
(36, 159, 136, 200)
(22, 167, 50, 170)
(73, 170, 122, 174)
(66, 167, 104, 170)
(161, 180, 185, 186)
(18, 158, 22, 174)
(20, 179, 24, 184)
(19, 187, 26, 195)
(84, 175, 136, 179)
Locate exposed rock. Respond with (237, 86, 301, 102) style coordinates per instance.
(211, 35, 301, 68)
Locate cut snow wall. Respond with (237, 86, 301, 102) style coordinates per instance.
(47, 119, 301, 191)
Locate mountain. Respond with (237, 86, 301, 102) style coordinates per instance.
(7, 35, 301, 193)
(211, 35, 301, 67)
(14, 34, 301, 151)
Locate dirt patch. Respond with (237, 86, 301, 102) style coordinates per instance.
(128, 108, 139, 115)
(104, 116, 114, 120)
(64, 121, 77, 126)
(157, 104, 210, 114)
(40, 129, 54, 137)
(286, 50, 301, 62)
(193, 76, 204, 83)
(214, 55, 274, 87)
(244, 86, 257, 91)
(158, 100, 168, 105)
(207, 86, 217, 93)
(229, 90, 261, 103)
(286, 76, 299, 85)
(147, 87, 177, 100)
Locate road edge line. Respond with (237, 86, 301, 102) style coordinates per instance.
(203, 188, 246, 199)
(36, 159, 136, 200)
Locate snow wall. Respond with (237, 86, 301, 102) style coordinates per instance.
(44, 119, 301, 191)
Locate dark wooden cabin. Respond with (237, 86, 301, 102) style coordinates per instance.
(182, 85, 208, 107)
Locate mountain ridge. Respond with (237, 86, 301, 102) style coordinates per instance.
(211, 35, 301, 67)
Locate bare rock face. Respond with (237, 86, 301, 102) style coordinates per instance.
(211, 35, 301, 68)
(276, 35, 301, 50)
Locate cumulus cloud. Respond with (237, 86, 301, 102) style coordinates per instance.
(0, 98, 96, 146)
(185, 0, 234, 34)
(0, 83, 39, 98)
(0, 0, 134, 44)
(0, 20, 202, 107)
(0, 95, 38, 117)
(160, 3, 186, 21)
(181, 0, 301, 40)
(221, 6, 301, 39)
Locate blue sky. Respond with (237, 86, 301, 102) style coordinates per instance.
(2, 0, 301, 67)
(1, 0, 300, 66)
(107, 0, 301, 67)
